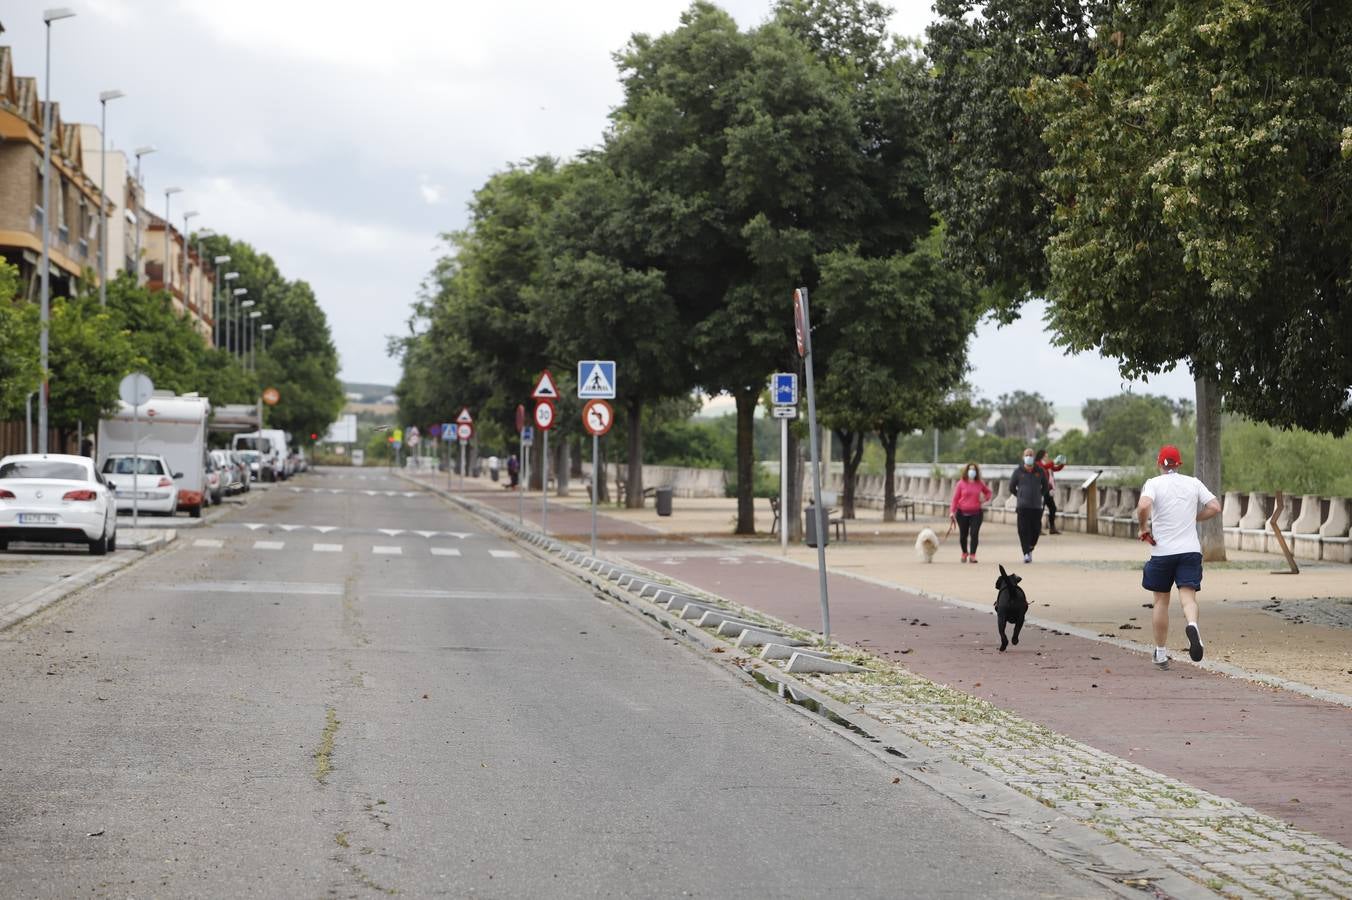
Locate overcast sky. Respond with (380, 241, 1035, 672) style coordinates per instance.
(4, 0, 1194, 408)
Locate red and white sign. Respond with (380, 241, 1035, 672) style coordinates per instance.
(532, 369, 559, 400)
(456, 422, 473, 441)
(793, 288, 806, 357)
(515, 403, 526, 432)
(456, 406, 473, 425)
(582, 399, 613, 437)
(533, 400, 556, 431)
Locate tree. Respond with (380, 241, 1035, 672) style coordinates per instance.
(46, 296, 135, 442)
(0, 261, 40, 419)
(991, 391, 1054, 443)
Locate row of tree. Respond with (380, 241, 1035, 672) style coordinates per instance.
(394, 0, 1352, 554)
(0, 235, 344, 448)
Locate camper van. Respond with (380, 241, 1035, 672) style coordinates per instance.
(233, 429, 291, 481)
(98, 394, 211, 518)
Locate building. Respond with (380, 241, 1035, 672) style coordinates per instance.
(141, 213, 216, 343)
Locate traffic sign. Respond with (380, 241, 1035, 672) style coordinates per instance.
(771, 373, 798, 405)
(443, 422, 454, 439)
(532, 370, 559, 400)
(119, 372, 154, 406)
(582, 399, 614, 436)
(407, 430, 421, 448)
(456, 407, 473, 425)
(533, 400, 556, 431)
(456, 422, 473, 441)
(772, 405, 797, 419)
(793, 289, 807, 357)
(577, 360, 616, 399)
(521, 425, 535, 446)
(515, 404, 526, 432)
(428, 423, 442, 439)
(392, 428, 403, 444)
(262, 386, 281, 407)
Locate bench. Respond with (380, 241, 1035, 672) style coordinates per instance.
(769, 496, 781, 533)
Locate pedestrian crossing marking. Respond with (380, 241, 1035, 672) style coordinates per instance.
(373, 546, 402, 555)
(254, 541, 285, 550)
(430, 547, 461, 557)
(313, 544, 343, 553)
(489, 550, 520, 559)
(193, 538, 223, 548)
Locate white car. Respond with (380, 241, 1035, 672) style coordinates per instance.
(101, 454, 180, 516)
(0, 454, 118, 555)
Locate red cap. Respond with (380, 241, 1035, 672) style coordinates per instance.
(1157, 445, 1182, 467)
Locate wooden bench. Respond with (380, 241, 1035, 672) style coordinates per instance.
(769, 496, 781, 533)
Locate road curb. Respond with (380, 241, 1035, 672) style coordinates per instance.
(0, 530, 178, 633)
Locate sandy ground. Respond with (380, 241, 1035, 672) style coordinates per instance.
(489, 480, 1352, 697)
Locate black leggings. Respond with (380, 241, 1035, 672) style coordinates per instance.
(955, 510, 984, 555)
(1044, 492, 1058, 530)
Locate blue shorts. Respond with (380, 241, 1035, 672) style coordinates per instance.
(1142, 552, 1203, 592)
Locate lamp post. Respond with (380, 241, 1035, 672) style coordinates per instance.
(97, 89, 124, 306)
(224, 274, 240, 353)
(260, 322, 273, 357)
(132, 145, 155, 282)
(38, 6, 76, 455)
(181, 210, 198, 312)
(236, 294, 252, 364)
(248, 311, 262, 372)
(213, 255, 230, 348)
(162, 187, 181, 296)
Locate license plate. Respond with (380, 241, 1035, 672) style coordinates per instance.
(117, 492, 152, 499)
(18, 514, 58, 524)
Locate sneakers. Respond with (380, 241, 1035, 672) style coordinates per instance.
(968, 556, 977, 564)
(1049, 528, 1061, 535)
(1023, 553, 1032, 564)
(961, 553, 969, 564)
(1186, 624, 1204, 662)
(1153, 647, 1170, 670)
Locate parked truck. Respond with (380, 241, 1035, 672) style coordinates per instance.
(232, 429, 291, 481)
(98, 394, 211, 518)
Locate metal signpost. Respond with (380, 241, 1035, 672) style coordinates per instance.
(581, 398, 614, 556)
(771, 373, 798, 555)
(442, 422, 454, 489)
(794, 287, 831, 646)
(118, 372, 155, 529)
(457, 421, 473, 491)
(534, 400, 555, 535)
(516, 404, 527, 523)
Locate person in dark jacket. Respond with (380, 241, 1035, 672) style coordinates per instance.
(1009, 447, 1049, 563)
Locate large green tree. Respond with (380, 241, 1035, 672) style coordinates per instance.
(0, 262, 40, 419)
(46, 296, 135, 442)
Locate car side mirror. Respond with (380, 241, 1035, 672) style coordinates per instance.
(173, 472, 184, 480)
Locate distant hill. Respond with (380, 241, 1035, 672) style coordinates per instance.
(342, 382, 395, 404)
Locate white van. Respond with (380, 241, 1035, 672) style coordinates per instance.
(233, 429, 290, 481)
(98, 394, 211, 518)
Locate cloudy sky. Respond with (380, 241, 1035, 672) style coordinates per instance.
(4, 0, 1194, 408)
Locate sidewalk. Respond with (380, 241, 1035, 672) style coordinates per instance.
(416, 474, 1352, 857)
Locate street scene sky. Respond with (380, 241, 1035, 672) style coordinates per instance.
(4, 0, 1194, 404)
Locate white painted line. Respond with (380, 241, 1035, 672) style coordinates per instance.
(193, 538, 224, 548)
(280, 524, 304, 532)
(430, 547, 461, 557)
(373, 546, 402, 555)
(414, 530, 438, 538)
(489, 550, 520, 559)
(378, 528, 404, 537)
(244, 523, 265, 531)
(254, 540, 285, 550)
(445, 532, 473, 540)
(313, 543, 343, 553)
(153, 581, 341, 595)
(313, 525, 338, 533)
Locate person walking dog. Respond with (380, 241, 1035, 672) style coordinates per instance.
(1009, 448, 1049, 563)
(1136, 444, 1222, 670)
(949, 462, 993, 564)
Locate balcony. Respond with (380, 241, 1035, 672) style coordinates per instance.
(77, 238, 88, 260)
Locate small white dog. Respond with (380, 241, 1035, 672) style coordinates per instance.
(915, 527, 941, 563)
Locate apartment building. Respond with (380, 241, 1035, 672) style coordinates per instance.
(142, 213, 216, 343)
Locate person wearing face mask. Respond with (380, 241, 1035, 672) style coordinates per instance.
(1035, 448, 1066, 534)
(949, 462, 993, 563)
(1009, 447, 1050, 563)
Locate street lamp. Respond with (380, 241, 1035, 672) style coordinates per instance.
(260, 322, 274, 357)
(38, 6, 76, 454)
(224, 274, 240, 353)
(181, 210, 198, 311)
(97, 88, 124, 306)
(163, 187, 181, 296)
(238, 296, 254, 365)
(248, 310, 262, 372)
(213, 255, 231, 348)
(132, 145, 155, 282)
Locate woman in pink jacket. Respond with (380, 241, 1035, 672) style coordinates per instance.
(949, 461, 994, 563)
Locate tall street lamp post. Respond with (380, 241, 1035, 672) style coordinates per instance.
(132, 145, 155, 282)
(248, 310, 262, 372)
(181, 210, 198, 313)
(236, 294, 252, 363)
(38, 6, 76, 455)
(162, 186, 181, 297)
(259, 322, 273, 357)
(97, 88, 124, 306)
(223, 274, 240, 353)
(213, 255, 231, 348)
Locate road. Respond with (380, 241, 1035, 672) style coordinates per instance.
(1, 467, 1106, 898)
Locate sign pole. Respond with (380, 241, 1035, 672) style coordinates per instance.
(518, 430, 525, 524)
(541, 429, 549, 536)
(591, 433, 599, 555)
(797, 287, 831, 646)
(459, 439, 466, 492)
(132, 401, 140, 529)
(780, 416, 788, 555)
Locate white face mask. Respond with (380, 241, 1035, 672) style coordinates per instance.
(967, 468, 977, 480)
(1023, 456, 1035, 466)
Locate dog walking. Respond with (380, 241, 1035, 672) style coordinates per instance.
(949, 461, 993, 563)
(1136, 444, 1222, 670)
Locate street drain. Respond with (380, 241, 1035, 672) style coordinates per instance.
(746, 667, 906, 758)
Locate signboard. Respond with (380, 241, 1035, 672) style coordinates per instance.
(392, 428, 404, 444)
(533, 400, 556, 431)
(515, 404, 526, 432)
(456, 422, 473, 441)
(577, 360, 616, 399)
(323, 413, 358, 444)
(262, 386, 281, 406)
(119, 372, 154, 406)
(532, 370, 559, 400)
(771, 373, 798, 406)
(793, 289, 807, 358)
(521, 425, 535, 446)
(443, 422, 455, 440)
(407, 431, 421, 448)
(582, 399, 614, 436)
(427, 423, 442, 439)
(772, 405, 797, 419)
(456, 407, 473, 424)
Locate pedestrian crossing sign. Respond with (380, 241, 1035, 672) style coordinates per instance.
(577, 360, 616, 399)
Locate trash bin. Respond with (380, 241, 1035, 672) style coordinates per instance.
(655, 486, 674, 517)
(804, 507, 829, 547)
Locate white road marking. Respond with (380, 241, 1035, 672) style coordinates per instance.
(280, 524, 304, 532)
(313, 525, 338, 533)
(415, 530, 438, 538)
(156, 581, 341, 595)
(193, 538, 223, 548)
(378, 528, 404, 537)
(489, 550, 519, 559)
(373, 546, 402, 555)
(244, 523, 265, 531)
(430, 547, 461, 557)
(445, 532, 473, 540)
(314, 543, 343, 553)
(254, 540, 285, 550)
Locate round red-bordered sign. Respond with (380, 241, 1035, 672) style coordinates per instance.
(581, 399, 613, 437)
(456, 422, 473, 441)
(792, 289, 806, 357)
(515, 403, 526, 432)
(533, 400, 556, 431)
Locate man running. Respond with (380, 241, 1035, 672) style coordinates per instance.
(1136, 444, 1222, 669)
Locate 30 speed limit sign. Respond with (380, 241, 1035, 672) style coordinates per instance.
(533, 400, 556, 431)
(456, 422, 473, 441)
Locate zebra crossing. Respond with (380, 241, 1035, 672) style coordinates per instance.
(219, 523, 476, 540)
(191, 536, 519, 560)
(282, 486, 426, 498)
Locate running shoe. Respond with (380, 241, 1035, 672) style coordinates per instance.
(1023, 553, 1032, 564)
(1153, 648, 1170, 670)
(1185, 624, 1204, 662)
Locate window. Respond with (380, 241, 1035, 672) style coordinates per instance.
(0, 460, 90, 481)
(101, 456, 167, 475)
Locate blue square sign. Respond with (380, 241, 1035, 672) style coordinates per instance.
(771, 373, 798, 406)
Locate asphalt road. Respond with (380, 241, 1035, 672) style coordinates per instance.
(0, 467, 1106, 898)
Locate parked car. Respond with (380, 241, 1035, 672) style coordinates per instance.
(0, 454, 119, 555)
(100, 454, 180, 516)
(227, 451, 252, 493)
(236, 449, 274, 485)
(204, 453, 224, 506)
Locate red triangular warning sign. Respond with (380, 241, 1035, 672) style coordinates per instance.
(532, 369, 559, 399)
(456, 406, 473, 424)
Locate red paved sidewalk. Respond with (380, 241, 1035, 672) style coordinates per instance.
(457, 480, 1352, 847)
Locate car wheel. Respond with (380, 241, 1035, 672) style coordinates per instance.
(89, 533, 108, 556)
(108, 528, 117, 552)
(190, 504, 202, 519)
(0, 539, 8, 552)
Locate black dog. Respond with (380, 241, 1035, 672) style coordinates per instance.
(994, 565, 1028, 652)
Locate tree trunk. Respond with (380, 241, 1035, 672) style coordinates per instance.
(734, 388, 757, 535)
(1194, 373, 1227, 562)
(788, 423, 803, 540)
(881, 431, 899, 522)
(556, 437, 570, 496)
(571, 436, 583, 478)
(837, 429, 864, 519)
(529, 438, 543, 490)
(625, 398, 644, 509)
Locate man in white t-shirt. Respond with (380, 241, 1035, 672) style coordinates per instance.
(1136, 444, 1222, 669)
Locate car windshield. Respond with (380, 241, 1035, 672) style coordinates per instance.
(239, 451, 260, 461)
(0, 460, 89, 480)
(236, 437, 272, 453)
(103, 457, 166, 475)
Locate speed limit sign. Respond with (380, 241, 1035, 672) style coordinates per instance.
(456, 422, 473, 441)
(533, 400, 556, 431)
